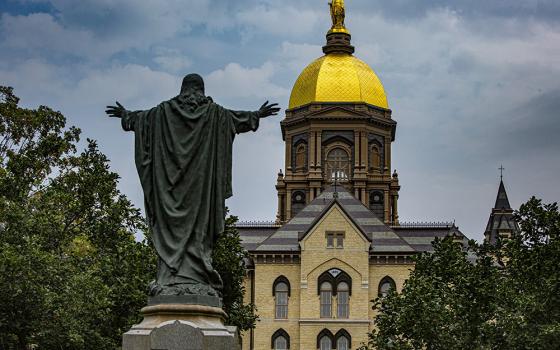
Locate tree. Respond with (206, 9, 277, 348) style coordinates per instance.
(359, 197, 560, 350)
(0, 86, 257, 349)
(0, 86, 156, 349)
(213, 213, 259, 332)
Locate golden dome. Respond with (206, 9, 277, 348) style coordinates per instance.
(288, 53, 389, 110)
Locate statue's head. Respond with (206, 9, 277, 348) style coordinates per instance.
(181, 73, 205, 96)
(180, 73, 211, 111)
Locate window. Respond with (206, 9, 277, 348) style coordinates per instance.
(317, 329, 334, 350)
(318, 270, 352, 319)
(369, 190, 384, 219)
(320, 282, 332, 318)
(371, 144, 381, 170)
(291, 191, 306, 217)
(319, 336, 332, 350)
(326, 232, 344, 248)
(275, 282, 288, 319)
(272, 329, 290, 350)
(336, 234, 343, 248)
(337, 336, 349, 350)
(337, 282, 349, 318)
(378, 276, 396, 297)
(327, 233, 334, 248)
(335, 330, 351, 350)
(295, 143, 307, 171)
(274, 336, 288, 350)
(273, 276, 290, 319)
(325, 148, 351, 182)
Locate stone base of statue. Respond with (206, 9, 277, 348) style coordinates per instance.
(122, 296, 240, 350)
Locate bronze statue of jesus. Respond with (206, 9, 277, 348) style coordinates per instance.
(106, 74, 279, 298)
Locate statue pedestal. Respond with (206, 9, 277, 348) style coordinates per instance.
(122, 303, 240, 350)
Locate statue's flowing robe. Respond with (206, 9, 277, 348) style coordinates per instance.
(121, 96, 259, 293)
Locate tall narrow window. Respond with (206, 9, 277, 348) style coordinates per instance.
(371, 144, 381, 171)
(274, 336, 288, 350)
(337, 336, 349, 350)
(337, 282, 349, 318)
(319, 336, 332, 350)
(318, 330, 334, 350)
(335, 233, 344, 248)
(369, 190, 384, 219)
(275, 282, 288, 319)
(320, 282, 332, 318)
(335, 330, 351, 350)
(291, 191, 306, 217)
(325, 147, 351, 182)
(378, 276, 396, 297)
(272, 329, 290, 350)
(326, 232, 335, 248)
(295, 143, 307, 171)
(273, 276, 290, 319)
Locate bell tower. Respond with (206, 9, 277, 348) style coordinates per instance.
(275, 2, 400, 224)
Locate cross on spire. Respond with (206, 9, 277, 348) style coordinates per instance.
(499, 165, 505, 180)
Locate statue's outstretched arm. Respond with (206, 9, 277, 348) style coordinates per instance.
(106, 101, 136, 131)
(227, 101, 280, 134)
(257, 101, 280, 119)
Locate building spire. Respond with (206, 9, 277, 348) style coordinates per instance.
(495, 179, 512, 210)
(484, 175, 518, 245)
(499, 164, 505, 180)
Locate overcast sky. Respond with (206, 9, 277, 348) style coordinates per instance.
(1, 0, 559, 241)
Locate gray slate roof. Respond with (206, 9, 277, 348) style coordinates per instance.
(484, 180, 518, 245)
(239, 185, 421, 253)
(394, 224, 466, 252)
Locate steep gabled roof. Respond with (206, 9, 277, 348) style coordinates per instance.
(255, 185, 414, 253)
(494, 180, 512, 210)
(484, 179, 518, 245)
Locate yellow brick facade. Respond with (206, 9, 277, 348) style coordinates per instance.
(242, 204, 414, 350)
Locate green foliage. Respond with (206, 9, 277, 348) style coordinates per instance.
(0, 86, 156, 349)
(359, 197, 560, 350)
(0, 86, 255, 348)
(213, 214, 258, 332)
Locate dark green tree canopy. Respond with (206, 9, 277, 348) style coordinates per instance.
(360, 197, 560, 350)
(0, 87, 257, 349)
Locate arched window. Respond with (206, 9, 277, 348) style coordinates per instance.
(369, 190, 384, 220)
(337, 282, 349, 318)
(337, 336, 349, 350)
(335, 330, 351, 350)
(378, 276, 396, 297)
(271, 329, 290, 349)
(325, 148, 351, 182)
(273, 276, 290, 319)
(295, 143, 307, 171)
(320, 282, 332, 318)
(319, 336, 332, 350)
(291, 191, 306, 217)
(317, 329, 334, 350)
(370, 144, 381, 171)
(318, 269, 352, 319)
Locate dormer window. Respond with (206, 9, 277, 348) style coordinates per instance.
(326, 231, 344, 248)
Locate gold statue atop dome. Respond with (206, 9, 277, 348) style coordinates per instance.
(329, 0, 350, 34)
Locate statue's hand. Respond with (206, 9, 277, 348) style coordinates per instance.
(105, 101, 127, 119)
(257, 101, 281, 119)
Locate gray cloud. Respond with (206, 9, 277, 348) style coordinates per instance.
(1, 0, 559, 241)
